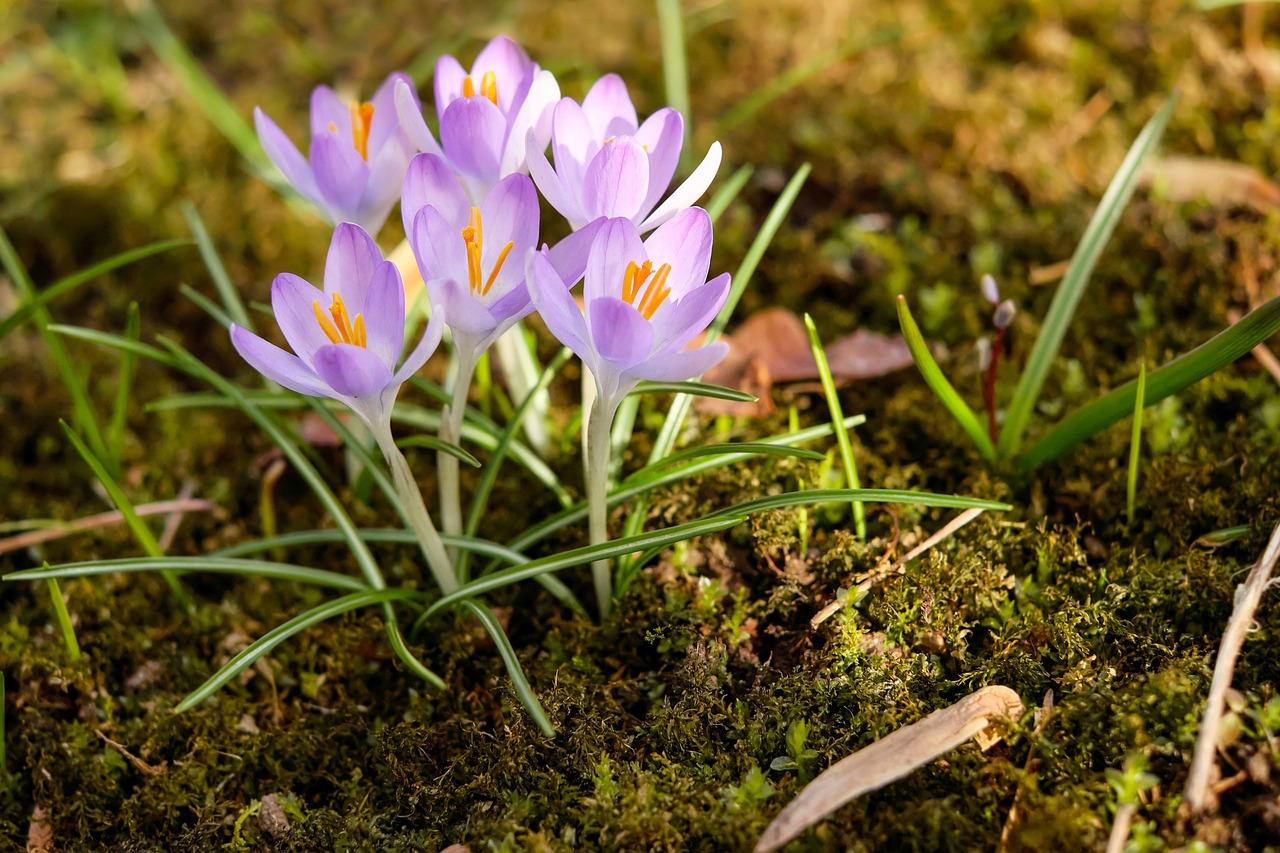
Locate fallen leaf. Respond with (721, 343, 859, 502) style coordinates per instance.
(27, 806, 52, 853)
(755, 685, 1024, 852)
(1143, 156, 1280, 211)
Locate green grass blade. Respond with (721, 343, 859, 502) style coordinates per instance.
(998, 92, 1178, 458)
(49, 324, 184, 369)
(622, 443, 824, 486)
(0, 239, 191, 344)
(0, 225, 109, 462)
(804, 313, 866, 539)
(459, 600, 555, 737)
(1126, 363, 1146, 526)
(178, 284, 234, 329)
(1018, 293, 1280, 469)
(631, 380, 758, 403)
(656, 0, 693, 171)
(896, 295, 997, 462)
(211, 529, 527, 565)
(107, 302, 141, 474)
(174, 589, 425, 712)
(183, 203, 253, 331)
(1, 672, 5, 769)
(706, 164, 754, 222)
(46, 577, 82, 661)
(5, 556, 368, 591)
(705, 488, 1011, 520)
(59, 421, 192, 612)
(396, 435, 481, 468)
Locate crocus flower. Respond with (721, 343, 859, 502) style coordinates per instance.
(526, 74, 723, 233)
(230, 223, 443, 430)
(254, 73, 419, 235)
(394, 36, 559, 204)
(526, 209, 730, 410)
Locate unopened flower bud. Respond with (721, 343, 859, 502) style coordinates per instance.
(975, 337, 992, 371)
(994, 299, 1017, 330)
(980, 274, 1000, 305)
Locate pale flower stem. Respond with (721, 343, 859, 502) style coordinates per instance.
(439, 351, 477, 563)
(495, 325, 551, 457)
(372, 422, 458, 595)
(586, 393, 619, 619)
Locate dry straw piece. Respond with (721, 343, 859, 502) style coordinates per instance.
(755, 685, 1025, 852)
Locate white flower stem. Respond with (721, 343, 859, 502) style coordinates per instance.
(586, 393, 619, 619)
(372, 422, 458, 594)
(439, 351, 477, 563)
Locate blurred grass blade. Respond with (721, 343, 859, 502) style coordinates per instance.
(632, 380, 757, 403)
(804, 313, 866, 540)
(59, 421, 192, 612)
(5, 556, 368, 591)
(50, 324, 184, 369)
(622, 443, 824, 485)
(1018, 293, 1280, 469)
(184, 203, 253, 331)
(705, 488, 1011, 520)
(179, 284, 234, 329)
(459, 600, 555, 737)
(46, 577, 82, 661)
(0, 239, 191, 343)
(998, 92, 1178, 458)
(212, 529, 526, 566)
(0, 225, 109, 462)
(896, 295, 997, 462)
(706, 164, 754, 222)
(656, 0, 692, 170)
(174, 589, 424, 712)
(1126, 363, 1146, 526)
(107, 302, 141, 474)
(396, 435, 481, 468)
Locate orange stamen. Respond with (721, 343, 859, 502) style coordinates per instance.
(482, 242, 514, 296)
(349, 101, 375, 161)
(462, 76, 476, 98)
(460, 207, 514, 296)
(313, 293, 367, 347)
(634, 263, 673, 320)
(461, 73, 499, 106)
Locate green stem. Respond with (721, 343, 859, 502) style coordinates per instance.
(586, 394, 620, 619)
(373, 423, 458, 594)
(439, 351, 477, 562)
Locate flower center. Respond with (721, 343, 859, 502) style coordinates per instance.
(313, 292, 367, 348)
(460, 207, 515, 297)
(327, 102, 376, 161)
(620, 259, 672, 321)
(461, 71, 499, 106)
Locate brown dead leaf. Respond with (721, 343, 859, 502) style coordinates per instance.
(700, 308, 915, 416)
(27, 806, 52, 853)
(1143, 156, 1280, 211)
(96, 730, 167, 777)
(755, 685, 1024, 852)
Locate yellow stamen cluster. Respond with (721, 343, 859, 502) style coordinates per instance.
(313, 292, 367, 347)
(620, 260, 673, 321)
(460, 207, 515, 297)
(349, 101, 375, 161)
(461, 71, 499, 106)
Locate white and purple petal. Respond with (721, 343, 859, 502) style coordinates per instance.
(323, 223, 383, 306)
(311, 135, 370, 216)
(588, 297, 653, 370)
(402, 153, 469, 237)
(230, 325, 332, 398)
(581, 74, 638, 139)
(582, 137, 650, 222)
(639, 141, 722, 233)
(270, 272, 328, 363)
(440, 97, 506, 185)
(361, 261, 407, 367)
(642, 207, 713, 300)
(584, 217, 646, 305)
(313, 344, 394, 397)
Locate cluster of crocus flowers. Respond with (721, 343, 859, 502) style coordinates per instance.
(242, 35, 731, 614)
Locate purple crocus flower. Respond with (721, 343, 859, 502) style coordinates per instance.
(394, 36, 559, 205)
(526, 74, 723, 233)
(255, 73, 419, 235)
(525, 208, 730, 410)
(230, 223, 443, 429)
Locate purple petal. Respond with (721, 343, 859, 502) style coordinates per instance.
(434, 54, 469, 120)
(583, 137, 650, 222)
(642, 207, 712, 300)
(310, 134, 370, 215)
(270, 272, 327, 362)
(362, 261, 407, 368)
(584, 217, 646, 305)
(639, 141, 722, 233)
(526, 128, 582, 227)
(551, 99, 597, 192)
(395, 79, 444, 158)
(479, 174, 539, 297)
(309, 85, 350, 139)
(581, 74, 638, 139)
(434, 277, 498, 336)
(313, 344, 394, 397)
(625, 341, 728, 383)
(254, 108, 320, 202)
(231, 325, 331, 398)
(526, 251, 590, 358)
(635, 108, 684, 219)
(500, 68, 559, 176)
(472, 36, 536, 113)
(650, 273, 730, 355)
(546, 218, 602, 286)
(323, 223, 383, 306)
(402, 153, 469, 237)
(393, 308, 445, 383)
(412, 207, 468, 287)
(486, 279, 532, 326)
(356, 136, 413, 235)
(440, 97, 505, 185)
(588, 297, 653, 369)
(367, 72, 416, 156)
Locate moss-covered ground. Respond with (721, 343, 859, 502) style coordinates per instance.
(6, 0, 1280, 849)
